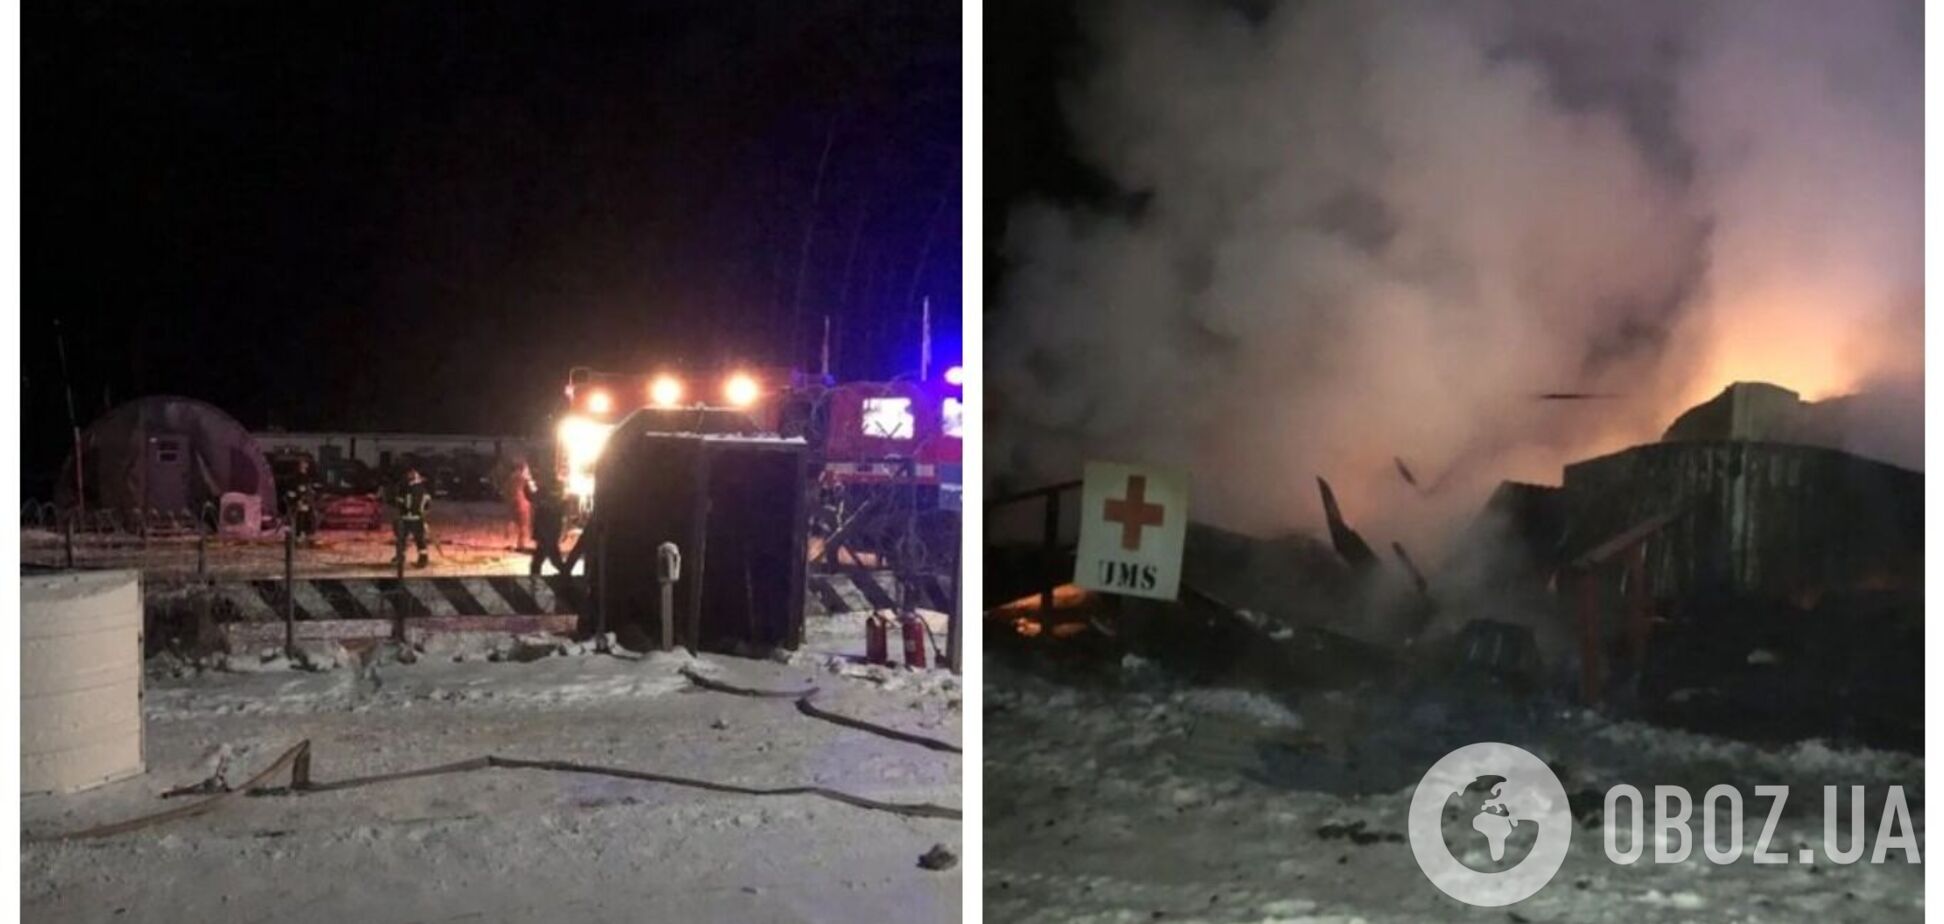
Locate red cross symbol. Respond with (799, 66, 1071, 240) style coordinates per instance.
(1103, 474, 1166, 551)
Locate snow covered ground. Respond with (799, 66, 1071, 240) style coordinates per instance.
(984, 656, 1922, 924)
(22, 637, 962, 923)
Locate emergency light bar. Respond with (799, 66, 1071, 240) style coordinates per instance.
(723, 372, 761, 408)
(649, 375, 683, 408)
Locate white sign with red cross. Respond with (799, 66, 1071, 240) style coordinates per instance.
(1074, 460, 1187, 601)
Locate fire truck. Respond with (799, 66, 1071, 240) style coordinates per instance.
(551, 364, 962, 572)
(554, 365, 788, 505)
(805, 372, 963, 571)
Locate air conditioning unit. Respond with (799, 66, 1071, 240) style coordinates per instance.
(217, 492, 262, 538)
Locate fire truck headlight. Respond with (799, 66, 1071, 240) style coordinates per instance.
(723, 372, 760, 408)
(586, 389, 614, 416)
(649, 375, 684, 408)
(556, 415, 614, 473)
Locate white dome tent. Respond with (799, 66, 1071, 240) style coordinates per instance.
(55, 395, 277, 528)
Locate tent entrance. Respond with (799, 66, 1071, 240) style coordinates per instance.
(145, 435, 190, 511)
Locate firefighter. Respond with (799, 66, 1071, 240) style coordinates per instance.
(504, 458, 533, 551)
(391, 467, 433, 569)
(526, 465, 570, 576)
(284, 458, 319, 546)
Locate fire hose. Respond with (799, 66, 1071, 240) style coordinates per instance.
(679, 667, 963, 755)
(26, 737, 960, 844)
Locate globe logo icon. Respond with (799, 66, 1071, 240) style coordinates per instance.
(1444, 774, 1540, 873)
(1408, 743, 1571, 907)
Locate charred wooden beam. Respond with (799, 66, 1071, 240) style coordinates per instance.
(1568, 507, 1684, 571)
(1393, 457, 1420, 491)
(1315, 477, 1378, 572)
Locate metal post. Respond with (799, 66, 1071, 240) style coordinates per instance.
(392, 532, 407, 643)
(196, 509, 208, 578)
(820, 315, 831, 378)
(920, 297, 932, 381)
(54, 318, 85, 525)
(657, 542, 681, 653)
(70, 433, 85, 526)
(659, 579, 674, 652)
(283, 527, 296, 658)
(946, 533, 962, 674)
(590, 523, 607, 648)
(63, 516, 74, 570)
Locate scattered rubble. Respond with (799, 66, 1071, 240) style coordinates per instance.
(918, 843, 960, 871)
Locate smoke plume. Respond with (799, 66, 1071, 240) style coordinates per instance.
(991, 0, 1922, 554)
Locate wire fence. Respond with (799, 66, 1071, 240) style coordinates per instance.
(20, 499, 536, 584)
(24, 493, 961, 665)
(22, 498, 546, 659)
(20, 500, 207, 536)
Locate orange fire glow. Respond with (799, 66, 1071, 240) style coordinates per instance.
(1680, 291, 1888, 408)
(990, 584, 1093, 615)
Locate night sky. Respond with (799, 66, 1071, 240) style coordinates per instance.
(984, 0, 1096, 301)
(23, 1, 960, 495)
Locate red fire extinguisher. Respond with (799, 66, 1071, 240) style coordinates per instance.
(900, 612, 928, 670)
(865, 614, 890, 665)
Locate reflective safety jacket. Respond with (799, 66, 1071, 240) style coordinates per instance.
(394, 482, 432, 520)
(284, 479, 316, 511)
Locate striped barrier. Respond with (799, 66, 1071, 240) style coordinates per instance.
(213, 575, 587, 650)
(804, 570, 954, 616)
(212, 575, 588, 623)
(208, 571, 948, 648)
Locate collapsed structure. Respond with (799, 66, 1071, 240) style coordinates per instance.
(1010, 382, 1921, 749)
(1478, 382, 1922, 746)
